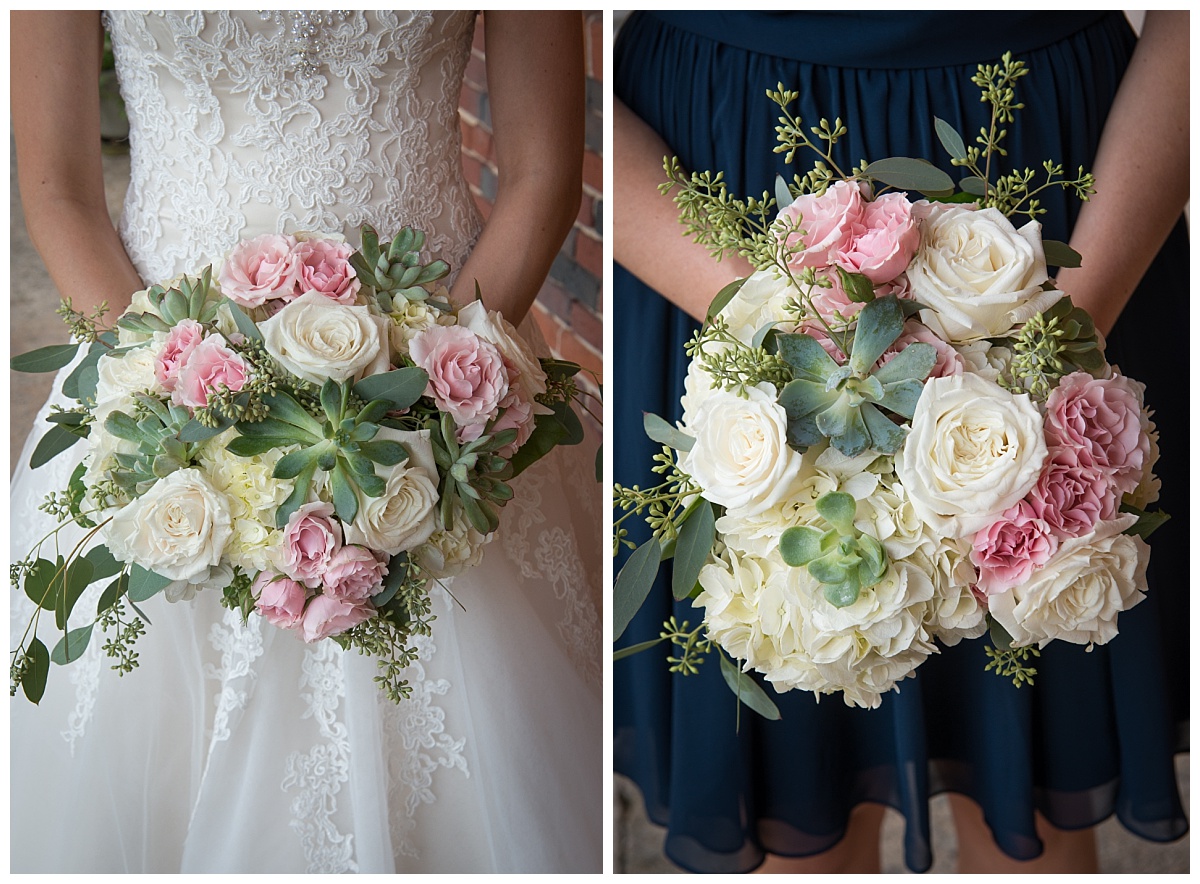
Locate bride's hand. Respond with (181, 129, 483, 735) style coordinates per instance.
(448, 11, 584, 327)
(12, 11, 144, 319)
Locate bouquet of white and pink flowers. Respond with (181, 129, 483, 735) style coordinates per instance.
(613, 54, 1166, 713)
(12, 224, 595, 704)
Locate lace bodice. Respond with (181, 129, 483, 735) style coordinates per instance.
(104, 10, 483, 283)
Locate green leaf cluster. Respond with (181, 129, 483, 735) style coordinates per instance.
(116, 267, 220, 335)
(350, 224, 451, 312)
(430, 412, 516, 535)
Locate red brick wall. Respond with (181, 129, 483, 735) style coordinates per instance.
(459, 12, 603, 431)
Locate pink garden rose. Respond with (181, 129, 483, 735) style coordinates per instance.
(282, 501, 343, 587)
(218, 233, 301, 308)
(1043, 372, 1150, 496)
(172, 335, 249, 409)
(835, 192, 919, 283)
(1027, 444, 1118, 540)
(323, 544, 387, 602)
(488, 386, 537, 457)
(253, 571, 308, 629)
(155, 318, 204, 391)
(970, 501, 1059, 596)
(775, 180, 864, 272)
(300, 594, 375, 643)
(409, 324, 509, 439)
(294, 237, 361, 304)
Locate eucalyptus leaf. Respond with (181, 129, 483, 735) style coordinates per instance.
(613, 537, 661, 642)
(11, 343, 79, 373)
(1119, 502, 1171, 540)
(933, 116, 968, 161)
(959, 176, 988, 196)
(751, 321, 779, 351)
(613, 636, 667, 662)
(219, 299, 263, 342)
(774, 173, 794, 210)
(718, 654, 781, 720)
(988, 615, 1015, 650)
(51, 624, 94, 665)
(508, 412, 567, 478)
(62, 342, 106, 400)
(127, 565, 171, 603)
(30, 424, 86, 469)
(705, 277, 748, 322)
(24, 558, 61, 611)
(643, 412, 694, 452)
(96, 574, 128, 614)
(864, 157, 954, 193)
(1042, 239, 1083, 269)
(371, 554, 409, 607)
(22, 638, 50, 704)
(672, 500, 715, 601)
(56, 557, 95, 630)
(550, 399, 585, 446)
(352, 367, 430, 411)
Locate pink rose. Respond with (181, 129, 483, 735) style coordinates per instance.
(489, 386, 537, 458)
(323, 544, 387, 602)
(282, 501, 342, 587)
(1027, 444, 1118, 540)
(1043, 372, 1150, 495)
(970, 501, 1059, 596)
(172, 335, 249, 409)
(878, 320, 964, 379)
(300, 594, 375, 643)
(836, 192, 919, 283)
(807, 271, 866, 325)
(294, 237, 361, 304)
(218, 233, 301, 308)
(253, 571, 309, 630)
(775, 180, 864, 272)
(409, 325, 509, 436)
(155, 318, 205, 391)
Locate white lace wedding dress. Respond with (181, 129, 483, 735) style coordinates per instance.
(10, 11, 601, 873)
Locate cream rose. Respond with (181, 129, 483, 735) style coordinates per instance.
(259, 290, 389, 384)
(343, 428, 440, 555)
(413, 506, 491, 578)
(680, 383, 804, 517)
(988, 515, 1148, 648)
(716, 269, 800, 345)
(896, 372, 1047, 538)
(93, 340, 167, 425)
(907, 204, 1062, 342)
(104, 468, 233, 581)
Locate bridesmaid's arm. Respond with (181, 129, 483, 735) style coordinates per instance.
(11, 11, 143, 319)
(1054, 10, 1189, 337)
(448, 11, 584, 326)
(613, 97, 753, 323)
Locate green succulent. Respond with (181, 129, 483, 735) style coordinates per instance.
(116, 267, 220, 335)
(776, 295, 935, 457)
(779, 491, 888, 608)
(350, 224, 451, 313)
(429, 412, 517, 536)
(103, 393, 204, 497)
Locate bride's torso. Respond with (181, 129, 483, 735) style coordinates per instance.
(104, 10, 483, 283)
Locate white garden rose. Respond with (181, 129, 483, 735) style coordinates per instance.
(414, 506, 491, 578)
(680, 383, 803, 517)
(716, 269, 800, 344)
(259, 290, 389, 384)
(344, 428, 439, 555)
(104, 468, 233, 581)
(896, 372, 1047, 538)
(988, 514, 1149, 648)
(907, 204, 1062, 342)
(93, 339, 167, 425)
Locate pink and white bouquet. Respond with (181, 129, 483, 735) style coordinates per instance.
(613, 56, 1166, 712)
(12, 225, 592, 704)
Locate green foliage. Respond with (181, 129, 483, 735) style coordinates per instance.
(349, 224, 451, 311)
(661, 617, 712, 675)
(612, 537, 662, 642)
(718, 652, 781, 721)
(429, 412, 516, 536)
(685, 316, 793, 398)
(984, 643, 1041, 688)
(779, 491, 889, 608)
(1001, 295, 1103, 401)
(612, 444, 700, 557)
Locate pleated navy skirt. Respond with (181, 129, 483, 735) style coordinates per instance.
(613, 11, 1188, 873)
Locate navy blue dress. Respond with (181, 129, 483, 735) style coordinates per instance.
(613, 11, 1188, 873)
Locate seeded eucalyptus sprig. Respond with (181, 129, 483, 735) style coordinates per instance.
(350, 224, 451, 313)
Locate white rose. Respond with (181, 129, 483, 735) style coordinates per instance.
(344, 427, 440, 555)
(387, 298, 443, 356)
(94, 339, 166, 424)
(907, 204, 1062, 342)
(456, 300, 549, 404)
(259, 290, 389, 384)
(104, 468, 233, 581)
(414, 513, 491, 579)
(989, 515, 1148, 648)
(897, 372, 1047, 538)
(716, 269, 800, 345)
(680, 383, 803, 517)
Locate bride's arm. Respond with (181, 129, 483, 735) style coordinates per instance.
(1053, 10, 1189, 337)
(12, 11, 143, 319)
(447, 11, 584, 326)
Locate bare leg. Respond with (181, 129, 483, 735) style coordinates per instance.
(752, 804, 887, 874)
(948, 794, 1098, 874)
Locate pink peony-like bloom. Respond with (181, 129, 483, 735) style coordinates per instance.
(775, 180, 864, 272)
(294, 237, 361, 304)
(155, 318, 205, 391)
(218, 233, 301, 308)
(300, 594, 375, 643)
(409, 324, 509, 434)
(835, 192, 920, 283)
(878, 320, 965, 379)
(282, 501, 343, 587)
(253, 571, 309, 630)
(1043, 372, 1150, 496)
(970, 501, 1059, 596)
(172, 335, 249, 409)
(323, 544, 387, 602)
(488, 386, 538, 457)
(1027, 444, 1119, 540)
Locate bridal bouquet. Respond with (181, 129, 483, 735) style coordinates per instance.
(12, 224, 595, 705)
(613, 54, 1166, 712)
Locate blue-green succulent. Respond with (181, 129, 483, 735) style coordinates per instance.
(779, 491, 888, 608)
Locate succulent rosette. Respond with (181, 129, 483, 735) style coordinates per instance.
(11, 223, 593, 706)
(615, 56, 1165, 714)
